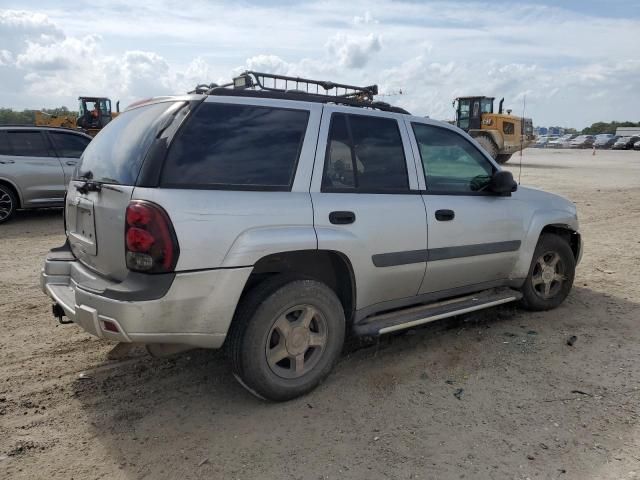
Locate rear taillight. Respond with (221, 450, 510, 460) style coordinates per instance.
(125, 200, 179, 273)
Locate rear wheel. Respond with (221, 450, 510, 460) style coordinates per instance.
(475, 135, 498, 159)
(496, 153, 512, 164)
(227, 276, 345, 401)
(0, 184, 17, 224)
(520, 234, 575, 311)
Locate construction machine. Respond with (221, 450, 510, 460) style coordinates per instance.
(454, 96, 534, 164)
(75, 96, 119, 136)
(35, 96, 119, 137)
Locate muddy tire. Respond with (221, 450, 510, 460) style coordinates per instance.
(0, 184, 17, 224)
(496, 153, 512, 164)
(520, 234, 576, 311)
(227, 276, 345, 401)
(475, 135, 499, 159)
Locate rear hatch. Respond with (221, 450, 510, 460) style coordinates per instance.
(66, 100, 183, 281)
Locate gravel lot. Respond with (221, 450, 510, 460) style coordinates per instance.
(1, 148, 639, 480)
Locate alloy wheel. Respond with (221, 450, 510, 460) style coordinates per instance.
(0, 190, 13, 222)
(265, 305, 328, 379)
(531, 251, 565, 299)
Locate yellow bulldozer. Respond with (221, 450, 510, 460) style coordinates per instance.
(454, 96, 534, 164)
(35, 96, 119, 137)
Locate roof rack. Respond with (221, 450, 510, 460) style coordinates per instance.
(189, 71, 409, 114)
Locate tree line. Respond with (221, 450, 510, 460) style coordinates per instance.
(0, 107, 78, 125)
(582, 121, 640, 135)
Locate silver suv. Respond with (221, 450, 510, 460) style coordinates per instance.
(0, 126, 92, 223)
(41, 72, 582, 401)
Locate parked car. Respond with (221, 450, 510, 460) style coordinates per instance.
(0, 126, 92, 223)
(41, 72, 582, 401)
(533, 135, 558, 148)
(633, 140, 640, 151)
(594, 134, 618, 149)
(547, 134, 576, 148)
(569, 135, 596, 149)
(612, 136, 640, 150)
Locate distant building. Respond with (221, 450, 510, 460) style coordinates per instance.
(616, 127, 640, 136)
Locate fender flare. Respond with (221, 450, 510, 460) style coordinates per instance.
(220, 225, 318, 268)
(511, 209, 580, 279)
(0, 177, 23, 207)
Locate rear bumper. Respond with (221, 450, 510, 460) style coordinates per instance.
(41, 245, 252, 349)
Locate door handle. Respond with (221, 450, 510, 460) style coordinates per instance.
(0, 160, 15, 164)
(329, 211, 356, 225)
(435, 209, 455, 221)
(65, 161, 77, 166)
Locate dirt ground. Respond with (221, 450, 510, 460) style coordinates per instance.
(1, 148, 639, 480)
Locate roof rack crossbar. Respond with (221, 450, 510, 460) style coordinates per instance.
(190, 70, 407, 114)
(241, 71, 378, 100)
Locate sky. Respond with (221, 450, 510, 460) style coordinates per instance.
(0, 0, 638, 128)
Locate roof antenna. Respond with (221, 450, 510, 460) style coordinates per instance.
(518, 94, 526, 185)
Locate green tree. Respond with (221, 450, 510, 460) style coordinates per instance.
(582, 121, 640, 135)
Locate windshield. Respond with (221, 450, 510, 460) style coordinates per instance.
(76, 101, 174, 184)
(480, 98, 493, 114)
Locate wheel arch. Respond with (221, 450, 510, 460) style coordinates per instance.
(0, 178, 22, 208)
(238, 249, 357, 324)
(512, 212, 581, 280)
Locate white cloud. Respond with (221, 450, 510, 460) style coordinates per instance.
(325, 33, 382, 69)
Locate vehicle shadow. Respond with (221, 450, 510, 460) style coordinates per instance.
(73, 285, 639, 479)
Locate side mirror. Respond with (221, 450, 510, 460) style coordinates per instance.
(489, 170, 517, 195)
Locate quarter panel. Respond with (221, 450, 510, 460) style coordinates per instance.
(133, 189, 315, 271)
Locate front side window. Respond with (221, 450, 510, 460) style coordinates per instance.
(412, 123, 494, 194)
(6, 131, 52, 157)
(49, 132, 91, 158)
(322, 113, 408, 192)
(162, 103, 309, 190)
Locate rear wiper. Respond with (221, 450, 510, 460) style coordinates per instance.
(75, 180, 102, 194)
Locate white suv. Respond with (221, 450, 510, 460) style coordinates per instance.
(42, 72, 582, 400)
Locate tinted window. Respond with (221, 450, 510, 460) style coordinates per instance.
(49, 132, 91, 158)
(6, 131, 52, 157)
(412, 123, 494, 193)
(162, 103, 309, 189)
(77, 102, 172, 184)
(0, 131, 9, 155)
(322, 113, 408, 192)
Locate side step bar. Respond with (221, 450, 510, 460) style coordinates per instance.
(353, 287, 522, 337)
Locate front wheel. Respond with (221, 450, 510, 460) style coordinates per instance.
(227, 276, 345, 401)
(0, 184, 17, 224)
(520, 234, 576, 311)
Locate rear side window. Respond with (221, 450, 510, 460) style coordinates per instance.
(77, 102, 173, 184)
(322, 113, 408, 192)
(49, 132, 91, 158)
(0, 131, 9, 155)
(161, 103, 309, 190)
(5, 131, 52, 157)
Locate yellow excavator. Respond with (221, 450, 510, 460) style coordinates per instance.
(35, 96, 119, 137)
(454, 96, 534, 164)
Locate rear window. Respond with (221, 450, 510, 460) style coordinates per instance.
(160, 103, 309, 190)
(5, 131, 53, 157)
(76, 102, 173, 184)
(49, 132, 91, 158)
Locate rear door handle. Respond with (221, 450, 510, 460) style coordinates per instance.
(65, 161, 77, 166)
(0, 160, 15, 164)
(329, 211, 356, 225)
(435, 209, 455, 221)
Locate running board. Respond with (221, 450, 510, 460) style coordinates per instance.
(353, 287, 522, 337)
